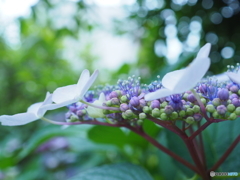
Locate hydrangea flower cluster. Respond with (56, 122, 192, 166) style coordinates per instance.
(0, 43, 239, 126)
(1, 43, 239, 180)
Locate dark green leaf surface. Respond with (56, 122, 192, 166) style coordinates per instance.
(69, 163, 153, 180)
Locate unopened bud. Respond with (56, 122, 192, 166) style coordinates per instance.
(217, 105, 227, 115)
(212, 98, 221, 106)
(152, 108, 160, 118)
(164, 105, 174, 114)
(217, 88, 229, 100)
(120, 95, 128, 103)
(227, 104, 235, 112)
(139, 113, 147, 120)
(120, 103, 129, 112)
(185, 117, 195, 124)
(228, 113, 237, 120)
(206, 104, 215, 113)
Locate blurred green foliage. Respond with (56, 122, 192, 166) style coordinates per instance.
(114, 0, 240, 82)
(0, 0, 240, 180)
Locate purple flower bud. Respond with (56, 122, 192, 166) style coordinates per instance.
(65, 112, 72, 119)
(150, 100, 160, 109)
(164, 105, 173, 114)
(68, 106, 77, 112)
(230, 85, 239, 93)
(217, 89, 229, 101)
(129, 96, 140, 107)
(193, 114, 202, 121)
(120, 103, 129, 112)
(232, 98, 240, 107)
(139, 99, 147, 107)
(230, 93, 238, 100)
(111, 97, 120, 105)
(199, 84, 207, 94)
(187, 94, 197, 103)
(109, 91, 119, 99)
(76, 110, 86, 116)
(217, 105, 227, 115)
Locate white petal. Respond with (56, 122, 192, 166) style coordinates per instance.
(27, 102, 43, 114)
(39, 99, 76, 112)
(162, 69, 185, 90)
(52, 84, 76, 104)
(76, 70, 99, 99)
(144, 88, 177, 101)
(76, 69, 90, 93)
(37, 93, 53, 117)
(173, 57, 210, 92)
(98, 92, 106, 102)
(0, 113, 38, 126)
(227, 72, 240, 84)
(215, 73, 229, 82)
(27, 92, 52, 116)
(196, 43, 211, 59)
(86, 99, 105, 118)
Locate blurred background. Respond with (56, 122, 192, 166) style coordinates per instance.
(0, 0, 239, 179)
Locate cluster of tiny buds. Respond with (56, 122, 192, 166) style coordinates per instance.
(64, 71, 240, 125)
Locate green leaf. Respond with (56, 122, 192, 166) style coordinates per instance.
(69, 163, 153, 180)
(87, 126, 127, 148)
(203, 118, 240, 172)
(17, 125, 90, 161)
(126, 120, 161, 148)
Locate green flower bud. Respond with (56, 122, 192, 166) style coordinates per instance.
(179, 110, 186, 117)
(186, 108, 194, 116)
(235, 107, 240, 115)
(120, 95, 128, 103)
(228, 113, 237, 120)
(143, 106, 151, 114)
(201, 98, 207, 105)
(227, 100, 231, 104)
(160, 101, 168, 108)
(185, 117, 195, 124)
(183, 93, 188, 100)
(137, 119, 143, 125)
(212, 111, 219, 118)
(152, 108, 160, 118)
(159, 109, 165, 114)
(106, 100, 112, 106)
(212, 98, 221, 106)
(125, 109, 134, 119)
(192, 105, 200, 113)
(227, 104, 235, 112)
(160, 113, 168, 120)
(115, 90, 122, 96)
(206, 104, 215, 113)
(170, 111, 178, 119)
(139, 113, 147, 120)
(70, 115, 79, 122)
(238, 90, 240, 95)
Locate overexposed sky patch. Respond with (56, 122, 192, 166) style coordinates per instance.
(0, 0, 38, 19)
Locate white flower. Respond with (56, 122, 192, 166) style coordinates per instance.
(145, 43, 211, 101)
(227, 70, 240, 84)
(41, 69, 99, 111)
(86, 93, 106, 118)
(0, 92, 52, 126)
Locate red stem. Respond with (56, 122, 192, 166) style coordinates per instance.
(189, 121, 212, 140)
(124, 124, 200, 174)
